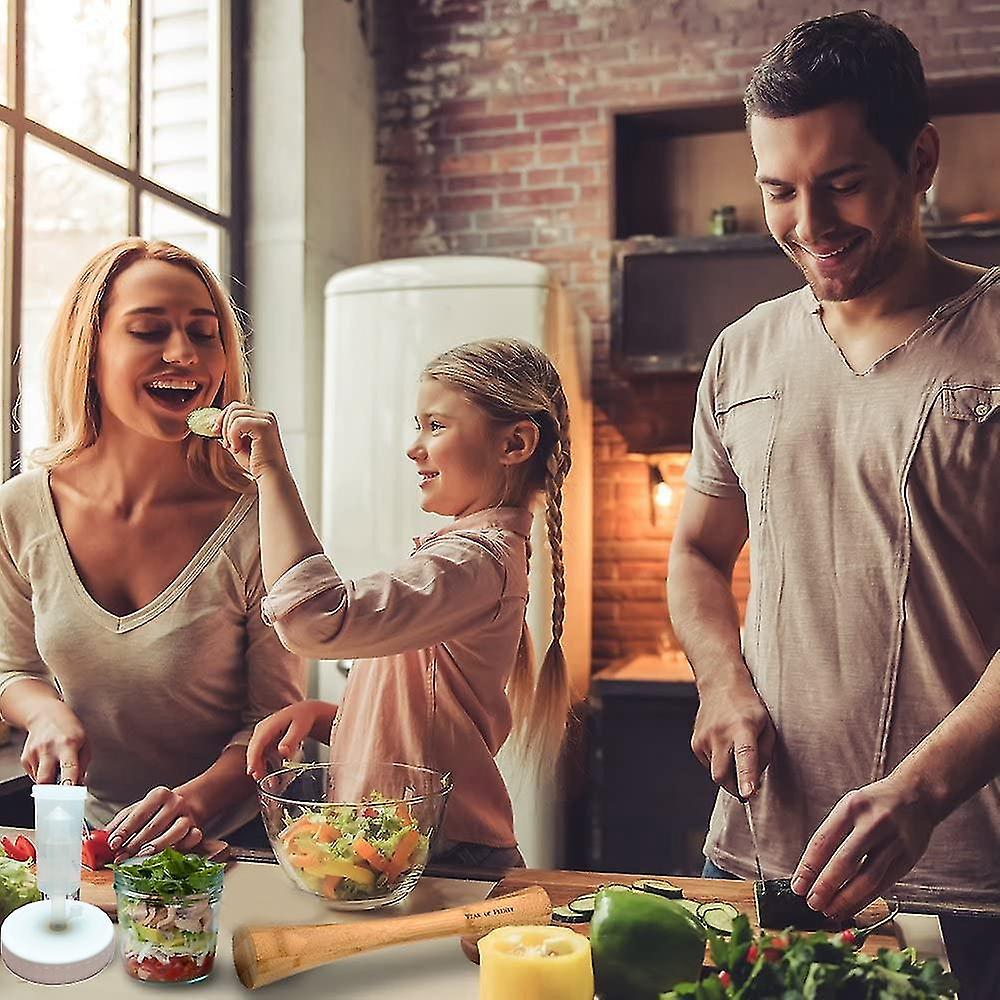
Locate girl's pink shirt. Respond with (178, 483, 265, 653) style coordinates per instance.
(260, 506, 532, 848)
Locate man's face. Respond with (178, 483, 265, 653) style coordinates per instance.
(750, 102, 923, 302)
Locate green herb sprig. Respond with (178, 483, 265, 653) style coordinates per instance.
(113, 848, 224, 900)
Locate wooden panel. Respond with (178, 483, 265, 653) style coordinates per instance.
(460, 869, 898, 965)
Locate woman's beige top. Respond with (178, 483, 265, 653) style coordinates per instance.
(261, 506, 533, 848)
(0, 469, 305, 836)
(686, 268, 1000, 905)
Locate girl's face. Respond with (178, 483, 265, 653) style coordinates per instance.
(407, 378, 508, 518)
(94, 259, 226, 443)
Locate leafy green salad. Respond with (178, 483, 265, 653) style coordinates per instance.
(277, 792, 430, 902)
(0, 844, 41, 922)
(664, 913, 958, 1000)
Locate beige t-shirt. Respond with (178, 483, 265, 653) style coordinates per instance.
(261, 507, 532, 848)
(0, 469, 305, 835)
(686, 268, 1000, 905)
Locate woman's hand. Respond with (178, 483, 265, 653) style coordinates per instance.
(104, 787, 205, 859)
(21, 701, 90, 786)
(246, 701, 338, 781)
(219, 403, 290, 480)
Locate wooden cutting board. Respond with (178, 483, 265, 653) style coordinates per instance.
(459, 869, 898, 965)
(79, 839, 230, 918)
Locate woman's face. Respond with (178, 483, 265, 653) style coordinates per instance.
(94, 259, 226, 443)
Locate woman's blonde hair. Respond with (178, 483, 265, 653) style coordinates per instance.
(30, 238, 251, 493)
(422, 337, 572, 764)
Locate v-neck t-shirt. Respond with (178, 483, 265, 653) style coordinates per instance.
(685, 267, 1000, 905)
(0, 469, 305, 835)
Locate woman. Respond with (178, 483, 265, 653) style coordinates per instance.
(0, 239, 304, 856)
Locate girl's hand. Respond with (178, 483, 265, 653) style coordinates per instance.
(219, 402, 290, 479)
(105, 787, 204, 859)
(21, 702, 91, 786)
(246, 701, 338, 781)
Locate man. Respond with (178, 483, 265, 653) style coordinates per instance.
(667, 11, 999, 998)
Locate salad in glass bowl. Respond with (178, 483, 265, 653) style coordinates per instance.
(258, 762, 451, 910)
(113, 848, 225, 984)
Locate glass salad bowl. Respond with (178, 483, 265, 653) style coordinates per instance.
(258, 762, 452, 910)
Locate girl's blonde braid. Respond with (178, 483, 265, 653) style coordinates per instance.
(527, 386, 573, 763)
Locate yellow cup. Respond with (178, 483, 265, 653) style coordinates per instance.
(478, 925, 594, 1000)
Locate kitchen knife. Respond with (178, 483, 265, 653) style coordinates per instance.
(740, 793, 764, 883)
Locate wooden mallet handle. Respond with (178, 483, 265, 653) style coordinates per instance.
(232, 884, 552, 989)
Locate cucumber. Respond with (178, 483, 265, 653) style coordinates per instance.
(568, 893, 596, 915)
(676, 898, 702, 916)
(598, 883, 632, 892)
(632, 878, 683, 898)
(552, 904, 588, 924)
(187, 406, 223, 438)
(697, 901, 740, 936)
(754, 878, 834, 931)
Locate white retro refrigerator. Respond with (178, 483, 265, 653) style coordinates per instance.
(318, 256, 593, 867)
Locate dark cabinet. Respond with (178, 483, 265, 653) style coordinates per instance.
(588, 655, 719, 877)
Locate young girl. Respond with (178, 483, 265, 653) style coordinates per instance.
(0, 238, 304, 855)
(233, 338, 572, 867)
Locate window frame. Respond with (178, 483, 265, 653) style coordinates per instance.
(0, 0, 245, 478)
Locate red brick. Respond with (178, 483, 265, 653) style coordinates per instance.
(446, 113, 519, 135)
(562, 165, 597, 184)
(523, 107, 599, 127)
(438, 152, 493, 175)
(539, 146, 575, 165)
(462, 131, 536, 151)
(541, 127, 581, 143)
(499, 187, 575, 207)
(489, 90, 570, 112)
(446, 173, 522, 191)
(439, 193, 494, 213)
(526, 168, 560, 186)
(494, 150, 536, 169)
(484, 229, 536, 248)
(515, 32, 567, 54)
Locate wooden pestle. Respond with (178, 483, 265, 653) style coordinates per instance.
(232, 884, 552, 990)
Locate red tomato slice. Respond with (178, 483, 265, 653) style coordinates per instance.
(81, 829, 114, 870)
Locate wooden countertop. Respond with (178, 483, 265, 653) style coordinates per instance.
(591, 651, 696, 697)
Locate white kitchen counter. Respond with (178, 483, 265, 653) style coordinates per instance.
(0, 827, 949, 999)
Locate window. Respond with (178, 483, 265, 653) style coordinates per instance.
(0, 0, 241, 477)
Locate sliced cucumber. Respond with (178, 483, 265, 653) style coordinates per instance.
(552, 904, 588, 924)
(676, 898, 702, 916)
(568, 893, 596, 915)
(632, 878, 683, 898)
(697, 901, 740, 936)
(598, 883, 632, 892)
(187, 406, 223, 438)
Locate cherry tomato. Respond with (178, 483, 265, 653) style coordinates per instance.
(718, 970, 732, 988)
(840, 929, 858, 946)
(746, 944, 759, 963)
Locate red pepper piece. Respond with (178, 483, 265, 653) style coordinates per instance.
(1, 834, 35, 862)
(81, 829, 114, 870)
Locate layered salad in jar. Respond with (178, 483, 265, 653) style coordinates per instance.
(113, 848, 225, 983)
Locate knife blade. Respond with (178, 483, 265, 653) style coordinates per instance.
(741, 794, 765, 883)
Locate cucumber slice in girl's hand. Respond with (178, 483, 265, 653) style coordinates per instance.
(187, 407, 223, 438)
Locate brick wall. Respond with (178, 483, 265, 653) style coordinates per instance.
(374, 0, 1000, 673)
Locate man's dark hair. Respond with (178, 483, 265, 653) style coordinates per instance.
(744, 10, 929, 172)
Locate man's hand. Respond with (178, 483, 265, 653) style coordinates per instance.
(105, 786, 205, 859)
(691, 677, 775, 798)
(790, 773, 940, 922)
(21, 702, 90, 786)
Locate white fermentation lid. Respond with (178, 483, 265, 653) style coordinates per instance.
(1, 899, 115, 985)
